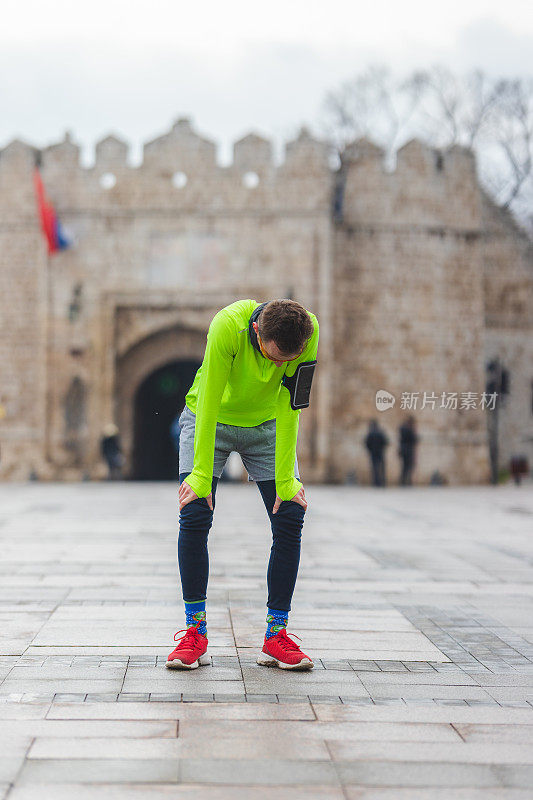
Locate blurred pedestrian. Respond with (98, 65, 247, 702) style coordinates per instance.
(398, 416, 418, 486)
(100, 423, 124, 480)
(510, 455, 529, 486)
(364, 419, 389, 487)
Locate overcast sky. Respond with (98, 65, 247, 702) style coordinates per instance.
(1, 0, 532, 165)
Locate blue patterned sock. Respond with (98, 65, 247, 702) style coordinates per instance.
(184, 599, 206, 636)
(266, 608, 289, 639)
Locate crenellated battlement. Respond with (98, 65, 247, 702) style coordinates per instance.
(0, 117, 328, 172)
(142, 117, 217, 172)
(0, 119, 480, 225)
(95, 135, 129, 169)
(0, 120, 478, 178)
(233, 133, 272, 173)
(42, 131, 80, 169)
(340, 135, 480, 230)
(0, 118, 333, 212)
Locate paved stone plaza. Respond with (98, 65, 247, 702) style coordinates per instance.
(1, 481, 533, 797)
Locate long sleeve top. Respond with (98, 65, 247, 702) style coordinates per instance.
(182, 299, 319, 501)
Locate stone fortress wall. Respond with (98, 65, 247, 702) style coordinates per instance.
(0, 117, 531, 484)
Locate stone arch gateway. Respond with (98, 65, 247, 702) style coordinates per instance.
(115, 324, 204, 479)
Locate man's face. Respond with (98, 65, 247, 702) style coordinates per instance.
(252, 322, 303, 367)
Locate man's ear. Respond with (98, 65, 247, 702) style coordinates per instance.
(252, 322, 258, 333)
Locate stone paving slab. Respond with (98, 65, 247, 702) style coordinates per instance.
(357, 683, 495, 701)
(9, 785, 345, 799)
(31, 621, 235, 647)
(28, 735, 332, 760)
(337, 760, 532, 787)
(237, 608, 418, 631)
(327, 739, 533, 764)
(243, 680, 370, 698)
(23, 646, 238, 656)
(27, 738, 185, 759)
(313, 703, 533, 724)
(0, 679, 124, 695)
(122, 666, 243, 687)
(1, 482, 533, 795)
(4, 719, 179, 737)
(359, 671, 479, 685)
(180, 759, 340, 785)
(16, 759, 183, 785)
(177, 719, 462, 742)
(46, 701, 316, 719)
(6, 790, 528, 800)
(238, 646, 449, 661)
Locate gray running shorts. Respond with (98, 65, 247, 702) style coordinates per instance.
(178, 404, 300, 483)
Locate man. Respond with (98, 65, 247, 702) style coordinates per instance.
(398, 415, 419, 486)
(364, 419, 389, 487)
(166, 299, 319, 671)
(100, 423, 124, 480)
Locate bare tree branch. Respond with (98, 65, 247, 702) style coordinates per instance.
(321, 65, 533, 233)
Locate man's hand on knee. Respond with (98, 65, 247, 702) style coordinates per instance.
(179, 480, 213, 511)
(272, 486, 307, 514)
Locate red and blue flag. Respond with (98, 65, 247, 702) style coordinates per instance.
(33, 167, 71, 254)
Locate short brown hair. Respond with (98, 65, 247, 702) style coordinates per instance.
(258, 299, 314, 356)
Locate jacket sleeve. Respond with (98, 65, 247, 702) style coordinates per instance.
(274, 313, 319, 501)
(183, 310, 235, 498)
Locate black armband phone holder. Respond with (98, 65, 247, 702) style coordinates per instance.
(281, 361, 317, 410)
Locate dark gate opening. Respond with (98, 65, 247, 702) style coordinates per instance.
(132, 359, 200, 480)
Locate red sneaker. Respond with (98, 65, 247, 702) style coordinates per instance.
(257, 628, 314, 670)
(166, 624, 209, 670)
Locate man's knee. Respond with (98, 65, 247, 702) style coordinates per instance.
(179, 496, 214, 527)
(277, 499, 306, 524)
(272, 504, 304, 548)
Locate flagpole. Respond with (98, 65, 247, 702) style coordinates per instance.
(35, 156, 53, 470)
(34, 156, 71, 474)
(35, 160, 53, 468)
(44, 247, 52, 467)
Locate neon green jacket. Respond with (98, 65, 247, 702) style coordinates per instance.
(183, 299, 319, 501)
